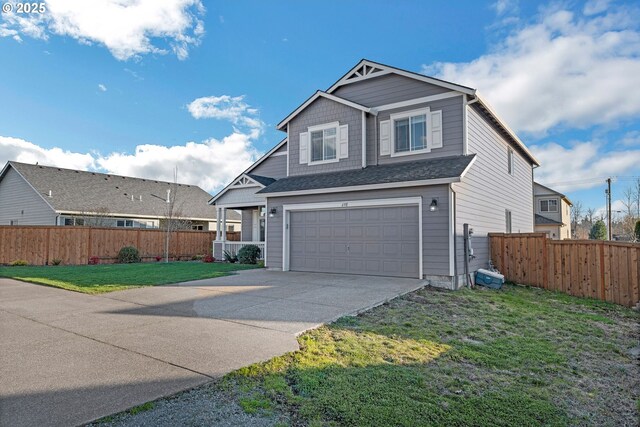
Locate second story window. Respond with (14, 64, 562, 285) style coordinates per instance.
(310, 126, 337, 162)
(540, 199, 558, 213)
(507, 148, 514, 175)
(391, 108, 428, 156)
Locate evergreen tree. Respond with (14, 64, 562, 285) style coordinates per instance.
(634, 220, 640, 242)
(589, 220, 607, 240)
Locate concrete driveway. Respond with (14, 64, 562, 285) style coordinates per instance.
(0, 270, 425, 427)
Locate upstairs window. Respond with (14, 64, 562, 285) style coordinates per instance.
(310, 126, 337, 163)
(391, 109, 427, 155)
(507, 148, 514, 175)
(540, 199, 558, 213)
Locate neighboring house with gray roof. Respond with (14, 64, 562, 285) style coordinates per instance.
(210, 59, 539, 287)
(0, 161, 240, 231)
(534, 182, 572, 239)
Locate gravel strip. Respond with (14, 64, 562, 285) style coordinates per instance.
(90, 382, 287, 427)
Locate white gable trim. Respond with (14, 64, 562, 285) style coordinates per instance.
(276, 91, 373, 130)
(327, 59, 476, 96)
(209, 138, 287, 204)
(372, 91, 461, 113)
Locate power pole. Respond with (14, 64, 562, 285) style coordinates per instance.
(606, 177, 612, 240)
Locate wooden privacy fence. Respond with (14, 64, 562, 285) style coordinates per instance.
(489, 233, 640, 307)
(0, 226, 240, 265)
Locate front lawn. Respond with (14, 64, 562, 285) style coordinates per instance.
(226, 285, 639, 426)
(0, 262, 260, 294)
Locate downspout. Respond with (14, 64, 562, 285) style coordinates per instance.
(361, 111, 367, 168)
(463, 94, 478, 155)
(451, 185, 458, 283)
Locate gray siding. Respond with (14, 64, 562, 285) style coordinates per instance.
(273, 143, 288, 155)
(368, 95, 465, 165)
(333, 73, 451, 107)
(252, 152, 287, 179)
(215, 186, 266, 206)
(0, 167, 56, 225)
(453, 105, 534, 274)
(288, 97, 362, 176)
(240, 208, 253, 240)
(265, 185, 451, 277)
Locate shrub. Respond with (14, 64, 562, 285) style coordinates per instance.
(51, 259, 62, 266)
(223, 250, 238, 263)
(10, 259, 29, 266)
(237, 245, 261, 264)
(88, 256, 100, 265)
(589, 220, 607, 240)
(117, 246, 141, 264)
(635, 220, 640, 242)
(192, 254, 205, 261)
(202, 255, 215, 263)
(155, 255, 163, 262)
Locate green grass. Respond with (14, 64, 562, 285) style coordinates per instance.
(0, 262, 260, 293)
(224, 285, 639, 426)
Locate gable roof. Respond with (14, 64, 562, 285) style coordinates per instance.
(257, 154, 476, 196)
(535, 214, 564, 226)
(208, 137, 287, 204)
(276, 91, 372, 130)
(325, 59, 539, 166)
(2, 161, 239, 221)
(534, 182, 573, 206)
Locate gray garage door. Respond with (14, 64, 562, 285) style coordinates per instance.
(289, 205, 420, 278)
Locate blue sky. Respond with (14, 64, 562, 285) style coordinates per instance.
(1, 0, 639, 215)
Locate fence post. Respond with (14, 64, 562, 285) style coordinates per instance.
(599, 241, 605, 301)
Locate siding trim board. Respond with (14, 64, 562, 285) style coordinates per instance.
(372, 91, 461, 112)
(281, 196, 423, 279)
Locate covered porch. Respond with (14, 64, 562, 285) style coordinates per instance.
(213, 204, 266, 260)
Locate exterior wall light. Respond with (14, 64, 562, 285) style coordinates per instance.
(268, 207, 277, 218)
(429, 199, 438, 212)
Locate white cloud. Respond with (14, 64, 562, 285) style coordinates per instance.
(422, 5, 640, 135)
(492, 0, 518, 16)
(187, 95, 265, 138)
(98, 83, 107, 92)
(532, 139, 640, 191)
(620, 130, 640, 147)
(583, 0, 611, 16)
(0, 133, 259, 193)
(0, 0, 206, 61)
(0, 136, 96, 170)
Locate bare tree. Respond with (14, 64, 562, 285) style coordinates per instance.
(571, 200, 583, 238)
(162, 167, 192, 262)
(584, 208, 596, 226)
(81, 206, 113, 227)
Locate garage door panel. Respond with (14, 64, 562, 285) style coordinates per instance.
(289, 205, 419, 278)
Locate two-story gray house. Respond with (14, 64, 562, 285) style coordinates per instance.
(211, 60, 539, 288)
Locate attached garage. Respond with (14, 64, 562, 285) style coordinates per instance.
(283, 198, 422, 279)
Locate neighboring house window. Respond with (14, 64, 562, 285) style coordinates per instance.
(192, 225, 204, 231)
(309, 124, 337, 163)
(391, 108, 427, 155)
(116, 219, 134, 227)
(507, 148, 514, 175)
(75, 218, 85, 226)
(540, 199, 558, 213)
(64, 218, 74, 226)
(505, 210, 512, 233)
(227, 225, 235, 232)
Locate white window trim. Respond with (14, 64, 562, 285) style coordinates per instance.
(307, 121, 340, 165)
(540, 198, 558, 213)
(507, 148, 514, 175)
(389, 107, 430, 157)
(282, 197, 423, 279)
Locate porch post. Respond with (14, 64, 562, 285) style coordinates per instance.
(221, 208, 227, 241)
(216, 207, 222, 240)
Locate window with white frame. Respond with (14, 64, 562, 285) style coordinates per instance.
(507, 148, 514, 175)
(391, 108, 427, 155)
(309, 124, 337, 163)
(116, 219, 134, 227)
(540, 199, 558, 213)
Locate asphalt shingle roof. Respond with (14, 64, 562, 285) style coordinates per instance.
(535, 214, 563, 226)
(257, 155, 475, 194)
(247, 174, 277, 187)
(5, 161, 239, 221)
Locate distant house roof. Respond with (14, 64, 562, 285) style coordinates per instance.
(257, 155, 476, 196)
(535, 214, 564, 226)
(534, 182, 573, 206)
(2, 161, 240, 221)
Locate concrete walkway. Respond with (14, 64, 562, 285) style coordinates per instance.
(0, 270, 425, 427)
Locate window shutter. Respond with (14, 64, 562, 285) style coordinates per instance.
(430, 110, 442, 149)
(299, 132, 309, 164)
(379, 120, 390, 156)
(338, 124, 349, 159)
